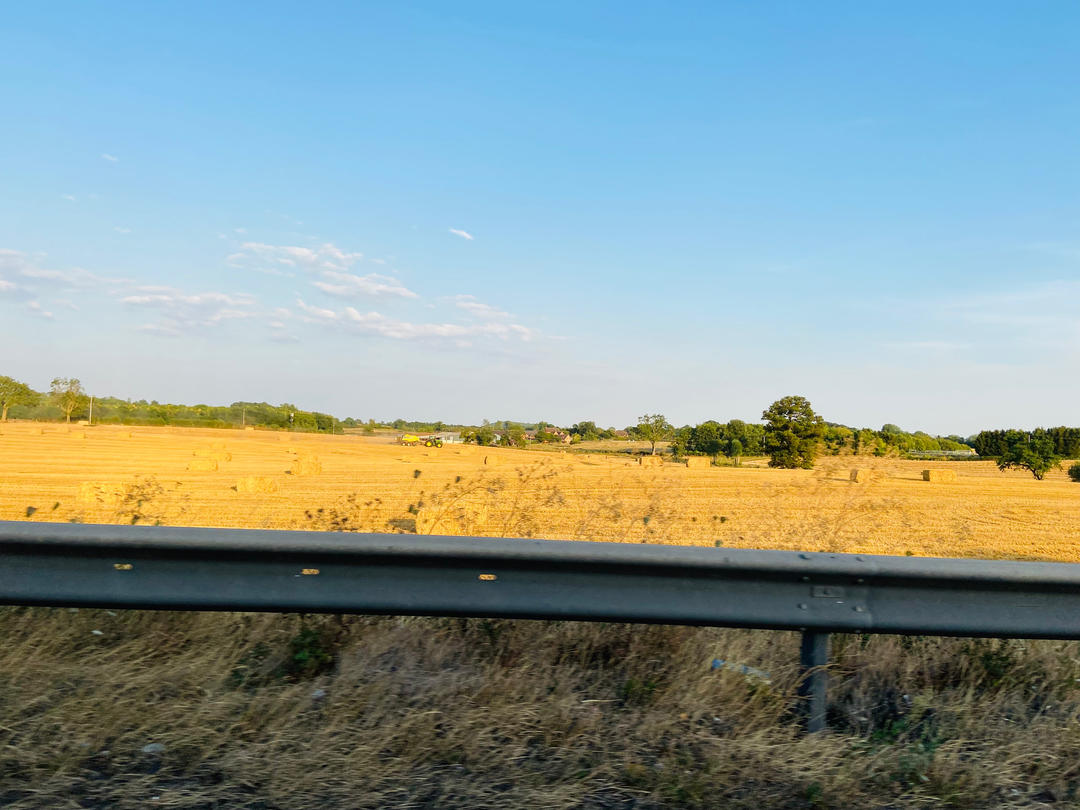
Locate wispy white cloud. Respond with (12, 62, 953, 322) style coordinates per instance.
(295, 300, 339, 321)
(296, 299, 537, 343)
(101, 153, 119, 162)
(21, 266, 127, 289)
(312, 270, 417, 299)
(26, 301, 54, 319)
(120, 287, 254, 309)
(62, 194, 76, 202)
(1, 242, 536, 351)
(448, 228, 474, 241)
(0, 252, 30, 300)
(120, 285, 259, 336)
(230, 241, 363, 273)
(228, 241, 419, 300)
(114, 227, 132, 235)
(885, 340, 971, 351)
(0, 249, 129, 295)
(451, 294, 509, 320)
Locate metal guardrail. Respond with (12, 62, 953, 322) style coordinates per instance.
(4, 520, 1080, 732)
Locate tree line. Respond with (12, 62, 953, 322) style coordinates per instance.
(0, 375, 343, 433)
(970, 427, 1080, 459)
(967, 428, 1080, 481)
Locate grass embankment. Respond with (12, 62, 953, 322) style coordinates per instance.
(6, 610, 1080, 808)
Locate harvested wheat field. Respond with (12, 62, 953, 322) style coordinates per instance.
(2, 422, 1078, 560)
(6, 423, 1080, 809)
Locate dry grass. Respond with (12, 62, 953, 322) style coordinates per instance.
(4, 423, 1080, 807)
(5, 609, 1080, 808)
(194, 447, 232, 463)
(75, 482, 125, 508)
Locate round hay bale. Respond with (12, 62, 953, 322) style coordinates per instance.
(922, 469, 957, 483)
(850, 469, 872, 483)
(187, 458, 219, 472)
(236, 476, 279, 494)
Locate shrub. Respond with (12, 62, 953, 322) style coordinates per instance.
(1069, 463, 1080, 483)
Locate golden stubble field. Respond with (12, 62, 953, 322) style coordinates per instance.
(2, 421, 1078, 561)
(7, 422, 1080, 809)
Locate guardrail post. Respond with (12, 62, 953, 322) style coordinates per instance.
(799, 631, 830, 733)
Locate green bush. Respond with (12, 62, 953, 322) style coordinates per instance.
(1069, 463, 1080, 482)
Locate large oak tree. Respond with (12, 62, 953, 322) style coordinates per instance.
(762, 395, 825, 469)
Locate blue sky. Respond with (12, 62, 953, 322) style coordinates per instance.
(2, 2, 1078, 434)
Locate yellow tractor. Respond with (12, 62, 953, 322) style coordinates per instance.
(399, 434, 444, 448)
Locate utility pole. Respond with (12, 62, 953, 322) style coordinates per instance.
(88, 395, 94, 426)
(242, 407, 246, 428)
